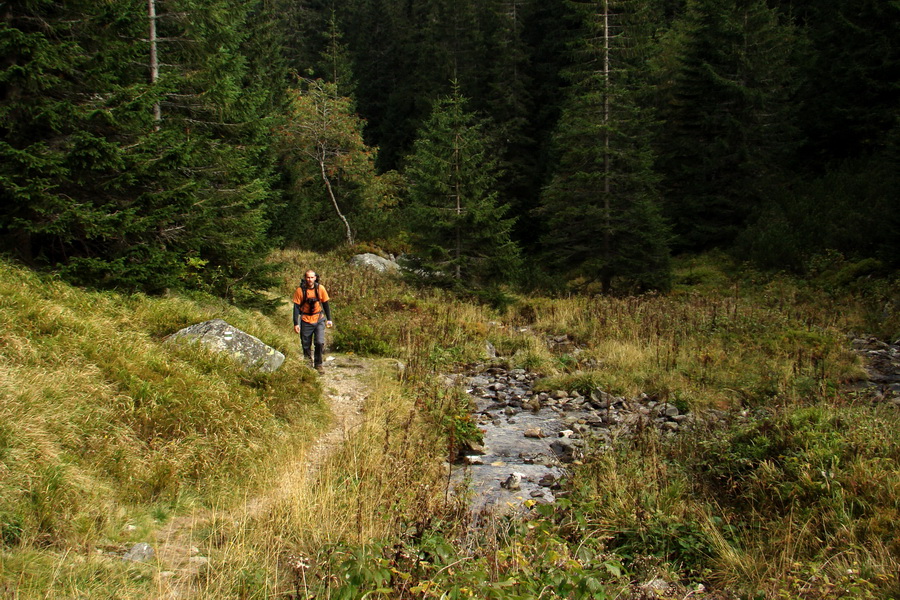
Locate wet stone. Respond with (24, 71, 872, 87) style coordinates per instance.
(656, 403, 680, 418)
(451, 363, 691, 522)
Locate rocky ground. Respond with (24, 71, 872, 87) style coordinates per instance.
(452, 334, 900, 522)
(850, 336, 900, 402)
(450, 362, 700, 520)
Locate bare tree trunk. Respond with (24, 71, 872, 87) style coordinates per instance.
(453, 132, 462, 281)
(601, 0, 612, 294)
(149, 0, 161, 129)
(319, 157, 354, 246)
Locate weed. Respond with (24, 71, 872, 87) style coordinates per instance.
(3, 250, 899, 598)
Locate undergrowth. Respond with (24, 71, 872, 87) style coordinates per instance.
(2, 250, 899, 598)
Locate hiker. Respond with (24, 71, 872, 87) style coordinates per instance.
(292, 270, 333, 373)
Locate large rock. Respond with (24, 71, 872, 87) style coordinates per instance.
(168, 319, 285, 372)
(350, 253, 400, 273)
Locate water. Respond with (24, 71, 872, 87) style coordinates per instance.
(449, 368, 597, 519)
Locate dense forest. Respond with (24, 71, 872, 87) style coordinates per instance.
(2, 0, 898, 300)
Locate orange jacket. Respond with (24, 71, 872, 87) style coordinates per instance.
(292, 284, 331, 324)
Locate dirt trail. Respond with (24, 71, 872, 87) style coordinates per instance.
(152, 354, 373, 599)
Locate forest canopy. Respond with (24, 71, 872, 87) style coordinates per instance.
(1, 0, 897, 299)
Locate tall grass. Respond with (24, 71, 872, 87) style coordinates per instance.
(504, 258, 871, 410)
(491, 255, 900, 598)
(0, 257, 323, 596)
(266, 251, 900, 599)
(2, 249, 898, 598)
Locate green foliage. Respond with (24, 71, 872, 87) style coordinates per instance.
(418, 385, 483, 460)
(538, 0, 672, 294)
(736, 155, 900, 273)
(792, 0, 900, 164)
(331, 321, 393, 356)
(0, 0, 285, 305)
(684, 403, 900, 576)
(300, 525, 631, 599)
(658, 0, 800, 251)
(403, 86, 523, 287)
(275, 79, 399, 249)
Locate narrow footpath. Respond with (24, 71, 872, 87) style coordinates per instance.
(152, 354, 371, 599)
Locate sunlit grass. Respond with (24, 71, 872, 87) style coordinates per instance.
(0, 257, 324, 595)
(2, 249, 898, 598)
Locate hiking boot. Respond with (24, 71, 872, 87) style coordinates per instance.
(315, 364, 325, 374)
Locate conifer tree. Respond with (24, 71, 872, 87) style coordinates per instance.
(1, 0, 150, 267)
(337, 0, 425, 170)
(478, 0, 540, 241)
(403, 86, 521, 286)
(788, 0, 900, 165)
(658, 0, 799, 250)
(0, 0, 285, 304)
(315, 10, 357, 98)
(537, 0, 671, 293)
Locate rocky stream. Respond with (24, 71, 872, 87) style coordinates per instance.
(450, 335, 900, 520)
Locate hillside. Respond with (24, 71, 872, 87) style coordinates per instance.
(2, 251, 900, 598)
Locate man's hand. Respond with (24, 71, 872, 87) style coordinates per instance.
(326, 320, 333, 328)
(293, 324, 300, 334)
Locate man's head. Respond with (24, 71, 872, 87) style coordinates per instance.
(304, 270, 318, 287)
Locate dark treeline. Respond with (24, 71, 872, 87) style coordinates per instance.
(2, 0, 897, 301)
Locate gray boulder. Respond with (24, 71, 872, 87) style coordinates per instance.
(123, 542, 155, 562)
(168, 319, 285, 372)
(350, 253, 400, 273)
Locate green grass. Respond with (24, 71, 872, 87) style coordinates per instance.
(2, 250, 899, 598)
(0, 256, 325, 595)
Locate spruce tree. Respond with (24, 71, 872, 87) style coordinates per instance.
(314, 10, 357, 98)
(658, 0, 799, 250)
(537, 0, 671, 294)
(403, 86, 521, 286)
(1, 0, 150, 268)
(338, 0, 425, 171)
(477, 0, 540, 243)
(0, 0, 285, 304)
(789, 0, 900, 165)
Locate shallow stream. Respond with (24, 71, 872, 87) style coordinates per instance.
(449, 367, 596, 518)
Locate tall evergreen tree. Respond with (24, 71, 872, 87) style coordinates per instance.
(477, 0, 540, 244)
(1, 0, 149, 267)
(403, 86, 521, 286)
(0, 0, 286, 304)
(274, 0, 332, 77)
(658, 0, 800, 250)
(338, 0, 514, 172)
(312, 10, 357, 98)
(537, 0, 671, 293)
(788, 0, 900, 166)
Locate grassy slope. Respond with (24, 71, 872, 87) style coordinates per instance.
(0, 248, 491, 597)
(2, 250, 900, 598)
(0, 255, 325, 595)
(289, 252, 900, 599)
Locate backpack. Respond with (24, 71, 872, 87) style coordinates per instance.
(298, 278, 322, 314)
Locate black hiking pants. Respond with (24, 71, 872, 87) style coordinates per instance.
(299, 317, 326, 366)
